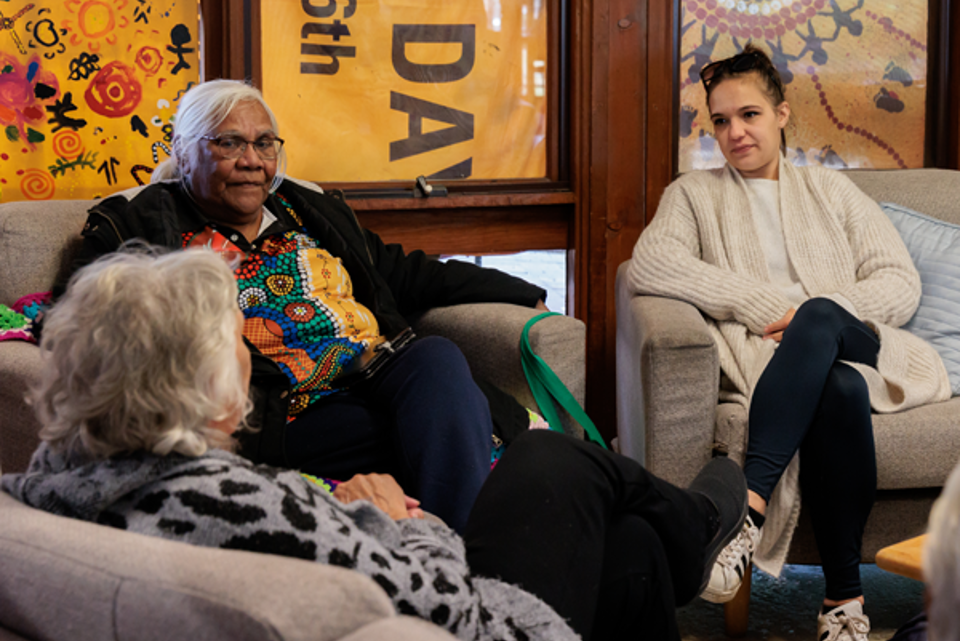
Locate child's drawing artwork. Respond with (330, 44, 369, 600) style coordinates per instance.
(1, 0, 200, 201)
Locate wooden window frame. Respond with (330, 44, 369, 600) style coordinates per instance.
(930, 0, 960, 169)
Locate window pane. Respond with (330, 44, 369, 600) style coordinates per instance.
(678, 0, 927, 172)
(442, 250, 567, 314)
(261, 0, 548, 182)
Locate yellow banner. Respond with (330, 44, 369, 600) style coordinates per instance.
(261, 0, 547, 182)
(0, 0, 200, 202)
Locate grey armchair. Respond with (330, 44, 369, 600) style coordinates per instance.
(616, 168, 960, 635)
(0, 189, 586, 641)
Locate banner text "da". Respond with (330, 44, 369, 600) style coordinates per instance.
(390, 24, 475, 179)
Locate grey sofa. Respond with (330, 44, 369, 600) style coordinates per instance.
(616, 168, 960, 632)
(0, 192, 586, 641)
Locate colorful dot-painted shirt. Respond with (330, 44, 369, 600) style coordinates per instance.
(182, 197, 384, 418)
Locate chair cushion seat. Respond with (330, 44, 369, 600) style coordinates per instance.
(713, 397, 960, 491)
(874, 397, 960, 489)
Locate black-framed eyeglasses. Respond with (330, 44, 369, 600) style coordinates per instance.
(200, 135, 285, 160)
(699, 51, 764, 92)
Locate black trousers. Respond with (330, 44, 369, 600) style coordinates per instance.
(464, 429, 713, 641)
(744, 298, 880, 601)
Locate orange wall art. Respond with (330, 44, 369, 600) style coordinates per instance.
(0, 0, 200, 202)
(678, 0, 927, 172)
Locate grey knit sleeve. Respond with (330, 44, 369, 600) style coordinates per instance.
(820, 169, 921, 326)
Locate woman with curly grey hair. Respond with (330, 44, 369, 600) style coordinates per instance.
(34, 247, 251, 458)
(6, 248, 751, 641)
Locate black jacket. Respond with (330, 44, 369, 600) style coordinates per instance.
(67, 180, 546, 464)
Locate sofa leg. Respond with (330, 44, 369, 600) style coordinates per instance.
(723, 566, 751, 638)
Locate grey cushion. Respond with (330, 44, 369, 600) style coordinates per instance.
(0, 201, 88, 307)
(413, 304, 586, 438)
(882, 202, 960, 395)
(0, 201, 90, 476)
(874, 398, 960, 489)
(0, 492, 454, 641)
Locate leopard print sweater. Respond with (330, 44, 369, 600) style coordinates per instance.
(2, 444, 577, 641)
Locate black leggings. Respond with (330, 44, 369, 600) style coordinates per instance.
(744, 298, 880, 601)
(464, 429, 714, 641)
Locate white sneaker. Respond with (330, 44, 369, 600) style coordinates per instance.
(700, 515, 761, 603)
(817, 601, 870, 641)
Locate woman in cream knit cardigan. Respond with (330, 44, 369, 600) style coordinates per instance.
(628, 45, 950, 640)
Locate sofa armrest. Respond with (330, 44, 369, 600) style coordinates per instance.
(411, 303, 586, 438)
(0, 493, 458, 641)
(615, 262, 719, 487)
(0, 342, 43, 475)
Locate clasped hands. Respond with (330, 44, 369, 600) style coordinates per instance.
(333, 473, 425, 521)
(763, 307, 796, 342)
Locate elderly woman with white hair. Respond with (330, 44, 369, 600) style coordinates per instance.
(61, 79, 551, 533)
(6, 248, 751, 641)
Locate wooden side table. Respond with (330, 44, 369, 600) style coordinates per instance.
(876, 535, 926, 581)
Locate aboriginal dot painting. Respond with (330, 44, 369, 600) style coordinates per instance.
(182, 221, 383, 416)
(679, 0, 927, 172)
(0, 0, 200, 202)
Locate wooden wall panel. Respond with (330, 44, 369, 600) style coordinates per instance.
(644, 2, 676, 226)
(575, 0, 675, 442)
(950, 0, 960, 169)
(200, 1, 222, 81)
(201, 0, 248, 81)
(353, 202, 572, 256)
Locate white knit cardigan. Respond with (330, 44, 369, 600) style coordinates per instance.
(627, 159, 951, 575)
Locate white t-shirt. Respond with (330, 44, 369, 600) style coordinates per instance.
(745, 178, 806, 307)
(745, 178, 858, 317)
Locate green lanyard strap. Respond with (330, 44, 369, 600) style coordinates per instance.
(520, 312, 608, 449)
